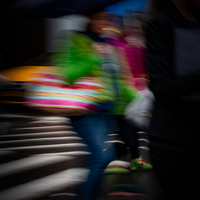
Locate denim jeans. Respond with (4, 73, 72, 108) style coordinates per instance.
(70, 113, 117, 200)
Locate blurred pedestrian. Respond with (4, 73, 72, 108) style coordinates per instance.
(119, 17, 148, 88)
(102, 16, 152, 172)
(147, 0, 200, 199)
(52, 4, 137, 200)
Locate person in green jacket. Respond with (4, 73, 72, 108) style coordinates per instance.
(52, 5, 138, 200)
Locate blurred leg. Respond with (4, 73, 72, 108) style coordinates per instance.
(70, 114, 116, 200)
(118, 116, 139, 159)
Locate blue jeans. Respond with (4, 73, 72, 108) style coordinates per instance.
(70, 113, 117, 200)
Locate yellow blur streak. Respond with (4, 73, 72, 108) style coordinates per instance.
(0, 66, 58, 82)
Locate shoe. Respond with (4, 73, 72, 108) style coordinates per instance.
(131, 157, 153, 170)
(104, 160, 131, 174)
(106, 160, 131, 168)
(104, 167, 130, 174)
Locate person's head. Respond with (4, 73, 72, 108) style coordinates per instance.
(124, 15, 144, 37)
(100, 15, 124, 39)
(82, 3, 114, 34)
(88, 11, 114, 34)
(125, 19, 143, 37)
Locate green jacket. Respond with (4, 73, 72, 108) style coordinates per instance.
(52, 31, 138, 115)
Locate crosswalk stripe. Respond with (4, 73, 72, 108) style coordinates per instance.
(105, 140, 125, 144)
(50, 193, 77, 197)
(138, 139, 150, 143)
(28, 118, 69, 124)
(137, 131, 147, 135)
(42, 151, 90, 156)
(108, 133, 119, 136)
(0, 168, 89, 200)
(0, 143, 87, 151)
(0, 136, 82, 144)
(0, 131, 77, 138)
(26, 121, 69, 125)
(0, 155, 74, 178)
(30, 116, 69, 121)
(138, 146, 150, 150)
(13, 125, 70, 130)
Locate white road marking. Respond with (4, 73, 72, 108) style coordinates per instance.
(0, 168, 89, 200)
(0, 155, 74, 177)
(43, 151, 90, 156)
(137, 131, 147, 135)
(105, 140, 125, 144)
(0, 131, 77, 138)
(138, 139, 150, 143)
(0, 137, 82, 144)
(108, 134, 119, 136)
(138, 146, 150, 150)
(0, 143, 87, 151)
(13, 125, 70, 130)
(50, 193, 77, 197)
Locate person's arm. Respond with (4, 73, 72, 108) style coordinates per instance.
(146, 15, 200, 107)
(52, 33, 100, 84)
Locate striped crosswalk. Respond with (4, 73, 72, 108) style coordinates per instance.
(0, 115, 89, 200)
(0, 114, 151, 200)
(0, 168, 88, 200)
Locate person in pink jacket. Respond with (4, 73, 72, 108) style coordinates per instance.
(119, 17, 148, 91)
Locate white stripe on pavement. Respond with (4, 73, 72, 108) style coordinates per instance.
(138, 146, 150, 150)
(0, 155, 74, 177)
(0, 131, 77, 138)
(50, 193, 77, 197)
(27, 120, 69, 124)
(0, 168, 89, 200)
(105, 140, 125, 144)
(108, 134, 119, 136)
(42, 151, 90, 156)
(0, 143, 87, 151)
(138, 139, 150, 143)
(13, 125, 70, 130)
(137, 131, 147, 135)
(0, 137, 82, 144)
(30, 116, 69, 121)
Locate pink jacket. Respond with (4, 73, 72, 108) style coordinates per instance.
(106, 38, 148, 91)
(118, 37, 147, 76)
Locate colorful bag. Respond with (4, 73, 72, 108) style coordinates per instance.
(24, 68, 104, 116)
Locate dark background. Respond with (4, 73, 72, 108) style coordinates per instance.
(0, 1, 45, 70)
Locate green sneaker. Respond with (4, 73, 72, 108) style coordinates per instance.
(131, 157, 153, 170)
(104, 167, 130, 174)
